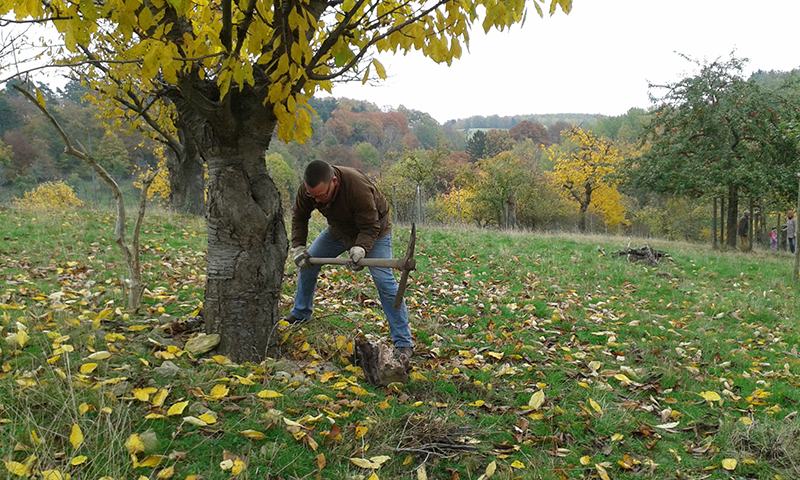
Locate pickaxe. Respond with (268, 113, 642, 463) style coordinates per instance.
(308, 224, 417, 309)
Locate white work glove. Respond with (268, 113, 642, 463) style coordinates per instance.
(290, 246, 312, 269)
(346, 246, 366, 272)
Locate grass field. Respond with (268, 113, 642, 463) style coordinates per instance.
(1, 206, 800, 480)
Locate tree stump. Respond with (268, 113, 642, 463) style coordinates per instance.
(353, 335, 410, 387)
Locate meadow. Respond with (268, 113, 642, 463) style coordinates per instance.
(1, 206, 799, 480)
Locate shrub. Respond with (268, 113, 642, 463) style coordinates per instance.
(13, 180, 85, 211)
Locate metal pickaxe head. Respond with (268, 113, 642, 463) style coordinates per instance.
(393, 223, 416, 309)
(307, 223, 417, 309)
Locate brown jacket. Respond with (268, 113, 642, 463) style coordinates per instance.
(291, 166, 391, 252)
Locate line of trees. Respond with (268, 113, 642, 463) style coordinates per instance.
(3, 56, 800, 242)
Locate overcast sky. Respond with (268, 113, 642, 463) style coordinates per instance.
(323, 0, 800, 124)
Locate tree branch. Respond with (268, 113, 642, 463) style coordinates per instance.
(305, 0, 450, 82)
(11, 83, 157, 311)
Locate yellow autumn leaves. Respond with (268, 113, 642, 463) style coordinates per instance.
(3, 424, 87, 478)
(549, 128, 627, 228)
(3, 321, 29, 350)
(11, 181, 86, 212)
(350, 455, 390, 470)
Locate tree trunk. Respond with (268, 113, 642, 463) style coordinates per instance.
(720, 196, 726, 248)
(204, 154, 287, 362)
(168, 126, 206, 216)
(171, 81, 287, 363)
(578, 203, 587, 232)
(506, 192, 517, 230)
(726, 184, 738, 249)
(712, 196, 717, 250)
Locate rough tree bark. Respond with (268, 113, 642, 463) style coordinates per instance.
(168, 123, 206, 216)
(172, 82, 288, 363)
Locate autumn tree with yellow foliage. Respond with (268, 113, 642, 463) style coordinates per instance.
(1, 0, 572, 361)
(550, 128, 626, 232)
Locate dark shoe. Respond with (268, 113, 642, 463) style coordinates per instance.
(283, 313, 310, 326)
(394, 346, 414, 361)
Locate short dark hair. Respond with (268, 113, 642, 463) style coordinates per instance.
(304, 160, 334, 188)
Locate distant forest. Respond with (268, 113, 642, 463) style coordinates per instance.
(2, 66, 799, 246)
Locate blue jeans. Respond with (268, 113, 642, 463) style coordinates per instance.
(290, 228, 414, 348)
(790, 237, 796, 254)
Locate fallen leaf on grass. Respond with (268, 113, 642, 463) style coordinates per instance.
(80, 363, 98, 374)
(183, 416, 210, 426)
(40, 469, 67, 480)
(669, 448, 681, 462)
(257, 389, 283, 398)
(70, 424, 83, 450)
(206, 384, 229, 400)
(528, 390, 545, 409)
(350, 456, 390, 469)
(655, 421, 680, 430)
(198, 413, 216, 424)
(618, 453, 641, 469)
(476, 460, 497, 480)
(722, 458, 738, 470)
(134, 455, 166, 468)
(125, 434, 145, 454)
(167, 401, 188, 416)
(283, 417, 303, 427)
(220, 451, 247, 475)
(86, 350, 111, 360)
(156, 466, 174, 479)
(417, 464, 428, 479)
(3, 460, 30, 476)
(699, 391, 722, 403)
(239, 430, 267, 440)
(614, 373, 632, 385)
(133, 387, 158, 401)
(151, 388, 169, 407)
(595, 463, 610, 480)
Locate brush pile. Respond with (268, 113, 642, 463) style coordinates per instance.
(604, 243, 674, 266)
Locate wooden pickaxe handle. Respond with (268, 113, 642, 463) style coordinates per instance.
(307, 223, 417, 309)
(308, 257, 416, 270)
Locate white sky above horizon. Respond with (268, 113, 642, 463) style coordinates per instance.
(321, 0, 800, 124)
(5, 0, 800, 125)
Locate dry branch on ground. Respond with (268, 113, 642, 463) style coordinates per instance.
(606, 243, 675, 266)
